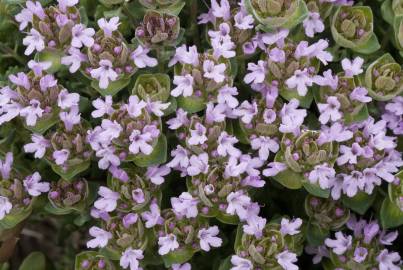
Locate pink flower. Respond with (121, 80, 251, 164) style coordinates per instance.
(250, 136, 279, 161)
(141, 202, 163, 228)
(158, 234, 179, 255)
(188, 123, 207, 145)
(61, 47, 88, 73)
(342, 57, 364, 77)
(226, 191, 251, 220)
(308, 164, 336, 189)
(23, 172, 49, 196)
(53, 149, 70, 165)
(146, 165, 171, 185)
(23, 29, 45, 55)
(318, 96, 342, 124)
(90, 59, 118, 89)
(86, 226, 112, 248)
(131, 46, 158, 68)
(94, 186, 120, 212)
(286, 68, 313, 96)
(171, 75, 194, 97)
(71, 24, 95, 48)
(97, 17, 120, 37)
(187, 153, 209, 176)
(120, 248, 144, 270)
(303, 12, 324, 37)
(197, 226, 222, 251)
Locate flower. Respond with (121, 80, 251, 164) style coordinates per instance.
(250, 136, 279, 161)
(24, 134, 50, 158)
(129, 129, 154, 155)
(58, 89, 80, 109)
(226, 191, 251, 220)
(28, 60, 51, 76)
(276, 250, 298, 270)
(20, 100, 44, 126)
(94, 186, 120, 212)
(244, 60, 266, 85)
(187, 153, 209, 176)
(243, 215, 266, 238)
(303, 12, 325, 38)
(126, 95, 146, 118)
(61, 47, 88, 73)
(280, 218, 303, 236)
(131, 46, 158, 68)
(376, 249, 401, 270)
(141, 203, 163, 228)
(217, 131, 241, 157)
(90, 59, 118, 89)
(203, 60, 226, 83)
(172, 263, 191, 270)
(234, 101, 258, 124)
(197, 226, 223, 251)
(188, 123, 207, 145)
(158, 234, 179, 255)
(120, 248, 144, 270)
(71, 24, 95, 48)
(0, 196, 12, 220)
(230, 255, 253, 270)
(341, 57, 364, 77)
(92, 96, 114, 118)
(97, 17, 120, 37)
(317, 96, 342, 124)
(325, 232, 352, 255)
(23, 29, 45, 55)
(146, 165, 171, 185)
(171, 192, 199, 218)
(286, 68, 313, 96)
(171, 75, 194, 97)
(350, 87, 372, 103)
(169, 45, 199, 67)
(308, 164, 336, 189)
(167, 109, 189, 129)
(23, 172, 49, 196)
(86, 226, 112, 248)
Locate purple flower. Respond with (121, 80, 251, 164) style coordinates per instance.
(234, 100, 258, 124)
(132, 188, 145, 204)
(23, 172, 49, 197)
(325, 232, 352, 255)
(317, 96, 342, 124)
(122, 213, 138, 228)
(58, 89, 80, 109)
(71, 24, 95, 48)
(171, 192, 199, 218)
(262, 162, 287, 177)
(86, 226, 112, 248)
(279, 99, 307, 134)
(211, 37, 236, 59)
(350, 87, 372, 103)
(94, 186, 120, 212)
(126, 95, 146, 118)
(234, 10, 254, 29)
(28, 60, 51, 76)
(376, 249, 401, 270)
(217, 131, 241, 157)
(230, 255, 253, 270)
(129, 129, 154, 155)
(308, 164, 336, 189)
(280, 218, 303, 236)
(187, 153, 209, 176)
(120, 248, 143, 270)
(158, 234, 179, 255)
(188, 123, 207, 145)
(243, 215, 266, 238)
(342, 57, 364, 77)
(97, 17, 120, 37)
(313, 70, 339, 90)
(276, 250, 298, 270)
(172, 263, 191, 270)
(23, 28, 45, 55)
(295, 39, 332, 65)
(169, 45, 199, 67)
(20, 99, 44, 126)
(286, 68, 313, 96)
(171, 75, 194, 97)
(250, 136, 279, 161)
(145, 99, 170, 117)
(90, 59, 118, 89)
(203, 60, 226, 83)
(131, 45, 158, 68)
(303, 12, 324, 37)
(59, 106, 81, 131)
(15, 7, 33, 31)
(205, 103, 226, 123)
(0, 197, 12, 220)
(363, 221, 380, 244)
(244, 60, 266, 85)
(261, 28, 289, 47)
(57, 0, 78, 12)
(9, 72, 30, 90)
(39, 74, 57, 92)
(197, 226, 222, 251)
(0, 152, 13, 180)
(166, 145, 189, 169)
(61, 47, 88, 73)
(337, 143, 363, 165)
(167, 109, 189, 129)
(53, 149, 70, 165)
(24, 134, 50, 158)
(226, 191, 251, 220)
(146, 165, 171, 185)
(317, 122, 353, 145)
(141, 202, 163, 228)
(211, 0, 231, 21)
(91, 96, 114, 118)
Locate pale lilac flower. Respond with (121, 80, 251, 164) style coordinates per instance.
(279, 99, 307, 134)
(303, 12, 324, 37)
(129, 129, 154, 155)
(146, 166, 171, 185)
(166, 145, 189, 169)
(168, 45, 199, 67)
(23, 28, 45, 55)
(188, 123, 207, 145)
(171, 75, 194, 97)
(342, 57, 364, 77)
(218, 85, 239, 108)
(0, 196, 12, 220)
(94, 186, 120, 212)
(363, 221, 380, 244)
(97, 17, 120, 37)
(230, 255, 253, 270)
(280, 218, 303, 236)
(0, 153, 12, 180)
(251, 136, 279, 161)
(86, 226, 112, 248)
(26, 0, 45, 20)
(317, 122, 353, 145)
(53, 149, 70, 165)
(172, 263, 191, 270)
(234, 11, 254, 29)
(205, 102, 226, 123)
(262, 162, 287, 177)
(59, 106, 81, 131)
(244, 60, 266, 84)
(276, 250, 298, 270)
(318, 96, 342, 124)
(58, 0, 78, 12)
(20, 99, 44, 126)
(61, 47, 88, 73)
(131, 46, 158, 68)
(28, 60, 51, 76)
(261, 28, 289, 47)
(234, 101, 258, 124)
(120, 248, 144, 270)
(24, 134, 50, 158)
(122, 213, 138, 228)
(313, 70, 339, 90)
(226, 191, 251, 219)
(132, 188, 145, 204)
(141, 202, 163, 228)
(305, 245, 329, 264)
(350, 87, 372, 103)
(268, 48, 286, 63)
(337, 143, 363, 165)
(15, 8, 33, 31)
(198, 226, 222, 251)
(308, 164, 336, 189)
(71, 24, 95, 48)
(243, 215, 266, 238)
(208, 23, 231, 42)
(39, 74, 57, 92)
(211, 0, 231, 21)
(211, 38, 236, 59)
(217, 131, 241, 157)
(325, 232, 352, 255)
(126, 95, 146, 118)
(9, 72, 30, 90)
(99, 120, 122, 142)
(286, 68, 313, 96)
(295, 39, 332, 65)
(58, 89, 79, 109)
(380, 231, 398, 246)
(203, 60, 226, 83)
(343, 171, 364, 197)
(167, 109, 189, 129)
(90, 59, 118, 89)
(145, 99, 170, 117)
(171, 192, 199, 218)
(376, 249, 401, 270)
(187, 153, 209, 176)
(92, 96, 114, 118)
(158, 234, 179, 255)
(23, 172, 49, 197)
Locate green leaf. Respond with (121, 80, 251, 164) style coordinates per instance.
(232, 120, 250, 144)
(380, 198, 403, 229)
(216, 212, 239, 225)
(353, 33, 381, 54)
(0, 202, 33, 230)
(306, 222, 329, 247)
(49, 159, 91, 181)
(218, 256, 232, 270)
(162, 246, 196, 267)
(381, 0, 394, 25)
(342, 192, 376, 215)
(24, 111, 59, 134)
(280, 87, 313, 108)
(177, 96, 206, 113)
(303, 182, 330, 198)
(132, 134, 167, 167)
(44, 202, 73, 215)
(19, 252, 46, 270)
(272, 168, 303, 189)
(90, 77, 131, 96)
(344, 105, 369, 124)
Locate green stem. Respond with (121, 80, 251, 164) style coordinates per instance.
(0, 44, 25, 65)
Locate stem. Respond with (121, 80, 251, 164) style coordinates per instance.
(189, 0, 200, 47)
(0, 44, 25, 65)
